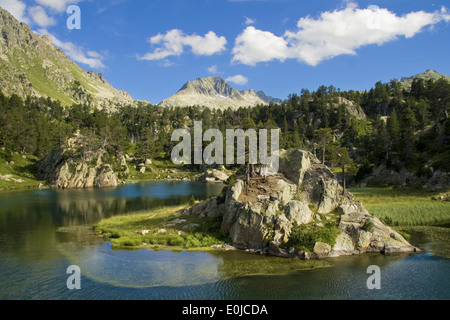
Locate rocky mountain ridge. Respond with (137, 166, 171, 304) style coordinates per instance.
(394, 69, 450, 89)
(158, 76, 281, 109)
(0, 7, 139, 110)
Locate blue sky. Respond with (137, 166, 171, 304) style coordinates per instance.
(1, 0, 450, 103)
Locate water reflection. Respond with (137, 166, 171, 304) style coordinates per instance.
(60, 242, 225, 288)
(0, 181, 449, 300)
(0, 181, 224, 261)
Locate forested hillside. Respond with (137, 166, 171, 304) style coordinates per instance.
(1, 73, 449, 189)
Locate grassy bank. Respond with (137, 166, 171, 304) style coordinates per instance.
(93, 204, 229, 250)
(0, 150, 48, 191)
(350, 187, 450, 227)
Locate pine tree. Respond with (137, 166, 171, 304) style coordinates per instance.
(387, 109, 401, 161)
(137, 127, 155, 161)
(374, 115, 389, 161)
(314, 128, 333, 164)
(401, 106, 419, 161)
(430, 78, 450, 120)
(331, 146, 354, 194)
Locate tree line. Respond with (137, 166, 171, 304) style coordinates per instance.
(0, 76, 449, 183)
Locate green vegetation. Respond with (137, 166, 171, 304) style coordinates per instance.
(0, 149, 48, 190)
(362, 219, 374, 233)
(286, 221, 340, 253)
(351, 187, 450, 227)
(126, 158, 202, 183)
(189, 195, 196, 206)
(400, 225, 450, 259)
(8, 50, 76, 106)
(94, 204, 229, 250)
(1, 75, 450, 189)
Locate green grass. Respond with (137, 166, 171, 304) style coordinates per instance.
(0, 150, 48, 191)
(126, 158, 202, 183)
(94, 203, 228, 250)
(350, 187, 450, 227)
(286, 219, 340, 253)
(9, 50, 76, 106)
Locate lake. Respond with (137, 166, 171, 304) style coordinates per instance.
(0, 181, 448, 300)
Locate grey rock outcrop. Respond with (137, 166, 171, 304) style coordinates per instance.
(36, 132, 127, 189)
(200, 168, 230, 183)
(188, 149, 419, 259)
(364, 164, 449, 190)
(423, 171, 450, 191)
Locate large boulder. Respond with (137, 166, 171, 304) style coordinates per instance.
(200, 168, 230, 183)
(279, 149, 312, 186)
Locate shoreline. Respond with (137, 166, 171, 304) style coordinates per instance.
(92, 184, 450, 259)
(0, 174, 206, 192)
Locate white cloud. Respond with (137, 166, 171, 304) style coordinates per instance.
(28, 6, 56, 27)
(86, 51, 103, 59)
(160, 59, 175, 67)
(138, 29, 227, 61)
(232, 26, 290, 66)
(367, 5, 380, 11)
(36, 0, 81, 13)
(232, 4, 450, 66)
(207, 65, 220, 74)
(0, 0, 28, 22)
(244, 16, 256, 25)
(39, 29, 105, 69)
(226, 74, 248, 85)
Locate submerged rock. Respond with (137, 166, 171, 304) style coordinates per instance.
(189, 148, 419, 259)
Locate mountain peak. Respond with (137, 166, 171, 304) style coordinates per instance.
(160, 77, 280, 109)
(0, 6, 140, 110)
(395, 69, 450, 88)
(179, 77, 234, 97)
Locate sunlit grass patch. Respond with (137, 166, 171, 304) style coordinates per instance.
(0, 150, 48, 191)
(94, 203, 228, 250)
(350, 187, 450, 227)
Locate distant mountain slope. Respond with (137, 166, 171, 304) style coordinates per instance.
(0, 7, 139, 110)
(158, 77, 281, 109)
(394, 69, 450, 89)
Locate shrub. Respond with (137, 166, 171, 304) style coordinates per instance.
(226, 174, 237, 186)
(169, 236, 185, 246)
(189, 195, 196, 206)
(155, 237, 168, 245)
(184, 232, 222, 248)
(185, 234, 202, 248)
(287, 222, 340, 252)
(397, 230, 411, 241)
(101, 231, 120, 239)
(216, 186, 229, 204)
(362, 220, 374, 233)
(122, 239, 141, 247)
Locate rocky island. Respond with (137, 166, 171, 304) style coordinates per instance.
(188, 149, 419, 259)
